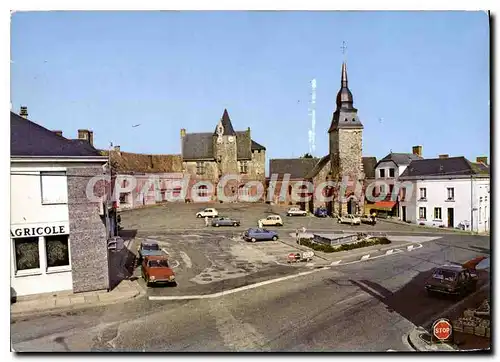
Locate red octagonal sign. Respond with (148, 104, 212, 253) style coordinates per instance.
(433, 319, 452, 341)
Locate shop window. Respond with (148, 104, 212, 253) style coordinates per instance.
(40, 171, 68, 204)
(119, 193, 130, 204)
(45, 235, 70, 269)
(173, 187, 182, 197)
(14, 237, 40, 272)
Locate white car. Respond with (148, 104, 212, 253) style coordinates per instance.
(196, 208, 218, 218)
(287, 207, 308, 217)
(337, 214, 361, 225)
(258, 215, 283, 227)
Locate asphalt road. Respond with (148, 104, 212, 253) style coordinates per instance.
(11, 233, 490, 352)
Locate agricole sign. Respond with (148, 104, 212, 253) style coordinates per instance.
(85, 174, 414, 203)
(11, 225, 67, 238)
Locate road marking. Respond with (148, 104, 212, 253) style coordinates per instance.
(161, 248, 170, 256)
(331, 260, 342, 266)
(388, 236, 441, 243)
(179, 251, 192, 268)
(148, 267, 330, 301)
(361, 254, 370, 260)
(385, 249, 394, 255)
(305, 262, 315, 267)
(407, 245, 414, 251)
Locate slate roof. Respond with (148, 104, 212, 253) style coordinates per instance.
(269, 158, 320, 179)
(236, 131, 252, 160)
(182, 133, 214, 161)
(182, 132, 265, 161)
(100, 150, 183, 174)
(378, 152, 422, 167)
(362, 157, 378, 179)
(213, 109, 236, 136)
(10, 111, 102, 157)
(304, 155, 330, 179)
(251, 140, 266, 151)
(399, 157, 489, 179)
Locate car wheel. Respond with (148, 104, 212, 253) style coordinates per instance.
(251, 238, 257, 243)
(279, 223, 283, 226)
(233, 223, 238, 227)
(197, 214, 202, 218)
(272, 236, 278, 241)
(215, 224, 219, 227)
(146, 277, 150, 287)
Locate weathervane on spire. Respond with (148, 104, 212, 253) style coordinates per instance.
(340, 41, 347, 60)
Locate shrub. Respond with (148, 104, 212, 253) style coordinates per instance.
(298, 236, 391, 253)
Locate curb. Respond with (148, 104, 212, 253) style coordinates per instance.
(11, 281, 146, 320)
(406, 283, 490, 351)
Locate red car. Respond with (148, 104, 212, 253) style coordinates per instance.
(141, 255, 176, 287)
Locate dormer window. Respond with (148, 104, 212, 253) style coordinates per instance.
(389, 168, 395, 177)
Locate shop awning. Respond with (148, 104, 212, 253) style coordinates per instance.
(369, 201, 397, 211)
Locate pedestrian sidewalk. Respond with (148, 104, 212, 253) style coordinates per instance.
(11, 279, 146, 319)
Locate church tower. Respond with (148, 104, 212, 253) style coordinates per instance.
(328, 62, 365, 214)
(213, 109, 238, 176)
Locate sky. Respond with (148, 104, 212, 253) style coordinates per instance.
(11, 11, 490, 171)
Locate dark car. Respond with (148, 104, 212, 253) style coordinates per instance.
(425, 265, 478, 298)
(137, 241, 165, 263)
(243, 228, 279, 242)
(314, 207, 328, 218)
(212, 216, 241, 227)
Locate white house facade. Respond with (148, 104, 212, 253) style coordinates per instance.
(11, 110, 111, 298)
(398, 156, 490, 232)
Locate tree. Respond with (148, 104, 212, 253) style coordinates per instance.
(301, 153, 313, 158)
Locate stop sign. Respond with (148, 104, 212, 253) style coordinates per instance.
(433, 319, 452, 341)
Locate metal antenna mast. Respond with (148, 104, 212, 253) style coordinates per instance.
(308, 78, 317, 155)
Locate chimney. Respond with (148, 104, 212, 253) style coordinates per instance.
(439, 154, 449, 159)
(77, 129, 94, 146)
(412, 145, 423, 158)
(53, 130, 63, 137)
(114, 145, 121, 152)
(476, 156, 488, 165)
(20, 106, 28, 119)
(180, 129, 186, 138)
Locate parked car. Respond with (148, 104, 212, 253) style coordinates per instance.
(360, 215, 373, 225)
(314, 207, 328, 218)
(337, 214, 361, 225)
(137, 240, 165, 263)
(196, 208, 218, 218)
(286, 207, 308, 217)
(425, 264, 478, 297)
(259, 214, 283, 227)
(212, 216, 241, 227)
(141, 255, 176, 287)
(243, 228, 279, 242)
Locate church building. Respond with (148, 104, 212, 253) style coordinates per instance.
(268, 61, 377, 215)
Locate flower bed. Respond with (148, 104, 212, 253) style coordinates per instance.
(298, 236, 391, 253)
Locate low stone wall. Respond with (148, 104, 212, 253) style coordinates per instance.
(313, 233, 358, 246)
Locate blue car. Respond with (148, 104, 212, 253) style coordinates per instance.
(243, 228, 279, 242)
(314, 207, 328, 218)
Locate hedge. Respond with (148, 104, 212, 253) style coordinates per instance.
(298, 237, 391, 253)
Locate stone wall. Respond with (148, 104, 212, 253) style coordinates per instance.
(247, 149, 266, 182)
(67, 166, 109, 293)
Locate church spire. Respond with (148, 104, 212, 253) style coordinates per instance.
(335, 61, 354, 111)
(341, 62, 348, 88)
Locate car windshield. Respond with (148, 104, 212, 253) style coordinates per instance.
(143, 244, 159, 251)
(432, 269, 457, 282)
(149, 260, 169, 268)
